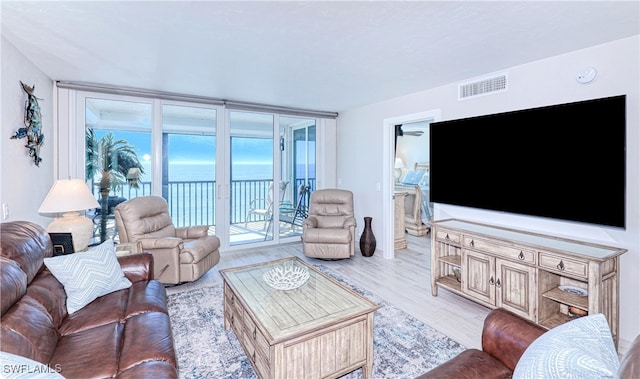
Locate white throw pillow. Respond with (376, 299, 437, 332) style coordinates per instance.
(44, 239, 132, 314)
(513, 313, 619, 379)
(0, 352, 64, 378)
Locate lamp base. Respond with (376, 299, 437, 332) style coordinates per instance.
(395, 168, 402, 181)
(46, 212, 94, 252)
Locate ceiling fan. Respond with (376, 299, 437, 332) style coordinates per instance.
(395, 125, 424, 137)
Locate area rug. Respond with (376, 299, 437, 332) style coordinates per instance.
(167, 265, 465, 378)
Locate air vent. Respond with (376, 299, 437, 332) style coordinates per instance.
(458, 73, 508, 100)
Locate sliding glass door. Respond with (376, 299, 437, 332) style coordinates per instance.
(279, 117, 316, 239)
(78, 91, 321, 249)
(83, 97, 153, 242)
(228, 111, 275, 245)
(162, 104, 217, 229)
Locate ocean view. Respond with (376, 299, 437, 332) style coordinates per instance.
(139, 161, 314, 182)
(165, 162, 272, 181)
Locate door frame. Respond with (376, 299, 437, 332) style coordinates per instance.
(382, 109, 441, 259)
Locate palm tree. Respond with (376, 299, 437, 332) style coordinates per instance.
(86, 129, 145, 242)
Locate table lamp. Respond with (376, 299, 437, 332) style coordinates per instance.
(394, 158, 405, 181)
(38, 178, 100, 252)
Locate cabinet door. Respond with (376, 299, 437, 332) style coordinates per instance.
(496, 259, 537, 321)
(462, 249, 495, 305)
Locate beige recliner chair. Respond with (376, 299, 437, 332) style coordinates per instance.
(114, 196, 220, 285)
(302, 189, 356, 259)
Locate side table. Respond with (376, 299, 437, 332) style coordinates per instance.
(394, 192, 407, 249)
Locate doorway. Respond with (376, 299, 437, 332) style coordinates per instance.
(382, 110, 441, 259)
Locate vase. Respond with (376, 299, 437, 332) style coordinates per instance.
(360, 217, 376, 257)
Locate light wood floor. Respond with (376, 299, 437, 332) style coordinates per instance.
(166, 231, 490, 349)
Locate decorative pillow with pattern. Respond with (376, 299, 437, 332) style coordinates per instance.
(44, 239, 132, 314)
(513, 313, 619, 379)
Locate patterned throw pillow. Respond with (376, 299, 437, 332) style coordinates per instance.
(44, 239, 132, 314)
(513, 313, 619, 379)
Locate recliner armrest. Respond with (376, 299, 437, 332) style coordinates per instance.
(481, 308, 546, 371)
(118, 252, 154, 283)
(175, 225, 209, 239)
(342, 216, 356, 229)
(302, 216, 318, 228)
(139, 237, 183, 250)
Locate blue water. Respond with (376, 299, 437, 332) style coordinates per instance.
(139, 162, 313, 181)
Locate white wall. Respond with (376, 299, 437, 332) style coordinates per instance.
(337, 35, 640, 348)
(396, 128, 429, 171)
(1, 37, 54, 226)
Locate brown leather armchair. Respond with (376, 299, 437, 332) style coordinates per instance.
(417, 308, 546, 379)
(418, 308, 640, 379)
(114, 196, 220, 285)
(302, 189, 356, 259)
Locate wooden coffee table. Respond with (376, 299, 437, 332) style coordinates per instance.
(221, 257, 379, 379)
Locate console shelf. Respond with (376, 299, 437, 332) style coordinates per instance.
(431, 219, 627, 346)
(542, 287, 588, 310)
(438, 255, 461, 266)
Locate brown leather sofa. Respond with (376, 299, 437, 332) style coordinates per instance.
(0, 221, 178, 378)
(417, 308, 545, 379)
(417, 308, 640, 379)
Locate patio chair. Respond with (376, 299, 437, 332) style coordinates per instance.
(114, 196, 220, 285)
(265, 184, 310, 239)
(245, 181, 288, 229)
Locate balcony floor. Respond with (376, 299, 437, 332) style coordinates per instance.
(94, 218, 302, 246)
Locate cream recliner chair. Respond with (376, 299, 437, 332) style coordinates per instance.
(302, 189, 356, 259)
(114, 196, 220, 285)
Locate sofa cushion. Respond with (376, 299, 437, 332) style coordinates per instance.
(58, 280, 168, 337)
(118, 312, 177, 372)
(116, 361, 179, 379)
(0, 295, 59, 362)
(44, 240, 132, 314)
(0, 221, 53, 284)
(513, 313, 619, 378)
(0, 351, 64, 378)
(49, 322, 123, 378)
(0, 258, 27, 315)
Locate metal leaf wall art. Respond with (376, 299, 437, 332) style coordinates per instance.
(11, 81, 44, 166)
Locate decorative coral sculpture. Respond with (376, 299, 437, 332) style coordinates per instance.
(11, 81, 44, 166)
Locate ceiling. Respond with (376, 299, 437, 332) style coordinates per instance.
(2, 1, 638, 113)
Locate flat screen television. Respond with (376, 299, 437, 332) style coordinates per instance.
(429, 95, 626, 228)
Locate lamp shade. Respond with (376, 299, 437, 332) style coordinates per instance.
(38, 179, 99, 214)
(394, 158, 405, 169)
(39, 179, 100, 252)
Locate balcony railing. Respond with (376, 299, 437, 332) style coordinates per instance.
(93, 178, 315, 228)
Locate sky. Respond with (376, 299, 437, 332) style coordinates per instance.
(94, 130, 273, 165)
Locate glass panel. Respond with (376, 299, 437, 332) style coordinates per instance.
(280, 117, 315, 239)
(229, 111, 274, 245)
(84, 98, 152, 243)
(162, 104, 216, 229)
